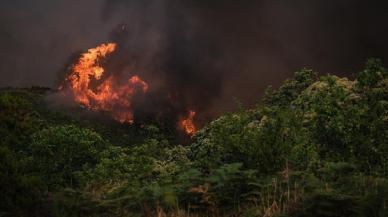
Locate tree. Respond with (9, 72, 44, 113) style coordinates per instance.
(354, 59, 388, 174)
(294, 75, 361, 161)
(0, 145, 45, 216)
(263, 69, 318, 108)
(356, 58, 388, 89)
(30, 125, 108, 189)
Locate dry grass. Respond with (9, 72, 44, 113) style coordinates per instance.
(143, 162, 302, 217)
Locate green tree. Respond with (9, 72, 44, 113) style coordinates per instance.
(354, 59, 388, 174)
(0, 145, 45, 216)
(30, 125, 108, 189)
(263, 69, 318, 108)
(294, 75, 361, 161)
(0, 91, 44, 152)
(356, 58, 388, 88)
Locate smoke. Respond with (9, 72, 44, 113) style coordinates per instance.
(0, 0, 114, 87)
(94, 0, 225, 126)
(98, 0, 388, 124)
(1, 0, 388, 119)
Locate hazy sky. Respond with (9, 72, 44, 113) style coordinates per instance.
(1, 0, 388, 111)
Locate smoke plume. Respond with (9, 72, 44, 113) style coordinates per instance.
(1, 0, 388, 119)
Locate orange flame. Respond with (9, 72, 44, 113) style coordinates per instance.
(179, 110, 197, 136)
(65, 43, 148, 123)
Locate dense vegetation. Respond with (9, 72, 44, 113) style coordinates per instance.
(0, 59, 387, 217)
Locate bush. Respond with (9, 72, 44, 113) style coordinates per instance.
(30, 125, 108, 189)
(0, 145, 45, 216)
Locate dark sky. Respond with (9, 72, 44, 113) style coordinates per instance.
(1, 0, 388, 112)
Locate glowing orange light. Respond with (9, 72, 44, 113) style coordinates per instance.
(64, 43, 148, 123)
(179, 110, 197, 136)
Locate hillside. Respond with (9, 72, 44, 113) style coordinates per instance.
(0, 59, 387, 217)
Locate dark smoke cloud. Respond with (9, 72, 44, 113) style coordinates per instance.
(0, 0, 116, 87)
(97, 0, 225, 125)
(1, 0, 388, 118)
(100, 0, 388, 119)
(168, 0, 388, 112)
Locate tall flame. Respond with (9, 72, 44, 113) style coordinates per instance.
(63, 42, 199, 135)
(65, 43, 148, 123)
(179, 110, 197, 136)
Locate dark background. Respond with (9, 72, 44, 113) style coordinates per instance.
(1, 0, 388, 113)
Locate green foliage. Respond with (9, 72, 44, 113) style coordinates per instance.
(190, 107, 306, 174)
(294, 75, 361, 161)
(0, 59, 387, 216)
(263, 68, 318, 108)
(29, 125, 109, 189)
(0, 145, 45, 216)
(353, 59, 388, 175)
(0, 91, 45, 152)
(356, 58, 388, 88)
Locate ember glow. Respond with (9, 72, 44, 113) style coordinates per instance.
(179, 110, 197, 136)
(64, 43, 148, 123)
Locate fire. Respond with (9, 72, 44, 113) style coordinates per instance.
(179, 110, 197, 136)
(62, 42, 199, 135)
(64, 43, 148, 123)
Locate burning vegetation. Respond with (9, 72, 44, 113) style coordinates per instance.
(63, 43, 148, 123)
(179, 110, 197, 136)
(61, 42, 197, 135)
(1, 58, 388, 217)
